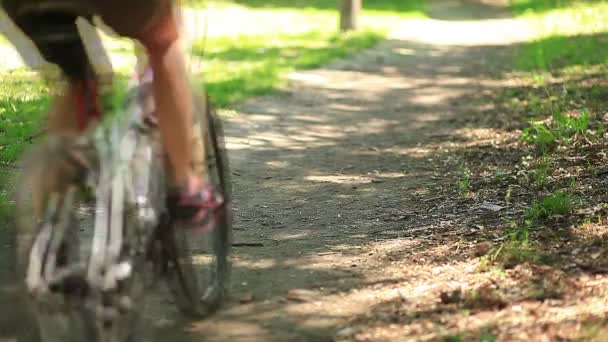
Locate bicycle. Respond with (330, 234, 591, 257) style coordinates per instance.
(13, 57, 233, 341)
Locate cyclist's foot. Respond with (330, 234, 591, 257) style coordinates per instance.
(167, 178, 224, 233)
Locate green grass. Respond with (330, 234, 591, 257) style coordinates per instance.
(509, 226, 530, 246)
(186, 0, 428, 17)
(505, 2, 606, 271)
(457, 166, 471, 195)
(521, 123, 556, 151)
(530, 156, 552, 188)
(0, 171, 15, 227)
(511, 0, 598, 15)
(512, 1, 608, 71)
(197, 29, 384, 107)
(525, 191, 575, 222)
(479, 221, 546, 269)
(0, 70, 49, 165)
(522, 110, 590, 150)
(479, 330, 497, 342)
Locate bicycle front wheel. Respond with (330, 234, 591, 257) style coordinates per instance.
(164, 94, 233, 317)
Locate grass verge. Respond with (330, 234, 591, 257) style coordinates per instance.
(198, 29, 383, 107)
(512, 0, 608, 71)
(0, 70, 48, 165)
(525, 191, 576, 222)
(185, 0, 427, 18)
(465, 1, 608, 272)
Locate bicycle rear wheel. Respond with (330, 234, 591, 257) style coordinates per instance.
(15, 138, 97, 342)
(164, 94, 233, 317)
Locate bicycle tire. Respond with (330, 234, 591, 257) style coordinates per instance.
(16, 134, 158, 342)
(15, 139, 95, 342)
(164, 94, 233, 317)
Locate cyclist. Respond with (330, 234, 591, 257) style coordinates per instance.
(1, 0, 223, 228)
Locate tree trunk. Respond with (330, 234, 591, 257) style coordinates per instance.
(339, 0, 361, 32)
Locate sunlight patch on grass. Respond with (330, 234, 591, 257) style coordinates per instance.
(0, 70, 48, 165)
(514, 0, 608, 35)
(195, 29, 384, 107)
(186, 0, 428, 18)
(512, 1, 608, 71)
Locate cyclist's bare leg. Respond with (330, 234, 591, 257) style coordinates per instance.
(136, 10, 224, 224)
(140, 18, 195, 188)
(47, 84, 82, 135)
(25, 82, 94, 215)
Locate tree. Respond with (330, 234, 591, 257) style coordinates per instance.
(339, 0, 361, 32)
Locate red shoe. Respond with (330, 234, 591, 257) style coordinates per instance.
(167, 182, 225, 233)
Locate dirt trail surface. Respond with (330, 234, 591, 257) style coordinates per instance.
(159, 1, 537, 341)
(7, 1, 606, 341)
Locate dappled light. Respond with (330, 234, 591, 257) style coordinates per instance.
(305, 174, 374, 185)
(187, 0, 427, 18)
(390, 17, 532, 46)
(3, 0, 608, 341)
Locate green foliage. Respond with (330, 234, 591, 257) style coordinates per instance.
(510, 227, 530, 246)
(512, 1, 608, 72)
(552, 110, 590, 140)
(494, 169, 508, 183)
(556, 110, 589, 134)
(196, 29, 384, 107)
(442, 331, 496, 342)
(0, 71, 49, 165)
(525, 191, 575, 222)
(517, 33, 608, 72)
(510, 0, 608, 175)
(478, 219, 549, 269)
(511, 0, 577, 15)
(521, 123, 555, 150)
(458, 167, 471, 195)
(486, 240, 542, 269)
(530, 156, 552, 188)
(0, 171, 15, 229)
(521, 110, 590, 149)
(186, 0, 428, 17)
(479, 330, 496, 342)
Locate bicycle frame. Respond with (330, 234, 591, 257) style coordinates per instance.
(19, 60, 232, 341)
(21, 72, 170, 342)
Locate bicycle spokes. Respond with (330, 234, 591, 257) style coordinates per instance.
(26, 187, 81, 298)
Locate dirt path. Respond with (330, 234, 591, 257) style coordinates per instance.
(3, 1, 569, 341)
(144, 1, 542, 341)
